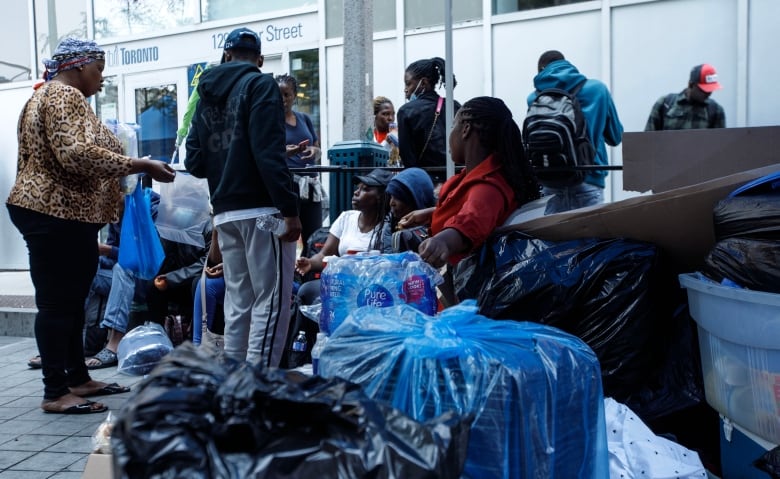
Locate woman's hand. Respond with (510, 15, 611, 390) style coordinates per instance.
(417, 237, 450, 268)
(300, 145, 321, 163)
(131, 157, 176, 183)
(205, 263, 223, 278)
(295, 257, 313, 276)
(398, 207, 434, 230)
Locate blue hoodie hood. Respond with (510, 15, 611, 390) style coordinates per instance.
(531, 59, 587, 93)
(387, 167, 435, 210)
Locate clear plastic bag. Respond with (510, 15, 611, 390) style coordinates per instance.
(92, 411, 115, 454)
(155, 172, 211, 248)
(117, 322, 174, 376)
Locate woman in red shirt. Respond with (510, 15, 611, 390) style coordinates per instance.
(399, 96, 540, 268)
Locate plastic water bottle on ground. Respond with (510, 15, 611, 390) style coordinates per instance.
(311, 332, 328, 375)
(292, 330, 307, 352)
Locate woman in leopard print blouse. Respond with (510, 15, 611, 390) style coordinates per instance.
(5, 38, 176, 415)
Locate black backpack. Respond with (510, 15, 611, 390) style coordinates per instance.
(523, 81, 596, 188)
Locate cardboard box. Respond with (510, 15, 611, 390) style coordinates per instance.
(622, 126, 780, 193)
(82, 452, 114, 479)
(505, 163, 780, 270)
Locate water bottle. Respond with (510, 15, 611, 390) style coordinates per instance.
(255, 214, 285, 236)
(320, 255, 361, 335)
(292, 330, 307, 352)
(311, 332, 328, 375)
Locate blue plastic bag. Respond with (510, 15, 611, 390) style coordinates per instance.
(321, 300, 609, 479)
(118, 180, 165, 280)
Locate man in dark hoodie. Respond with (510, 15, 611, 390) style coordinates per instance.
(185, 27, 301, 367)
(527, 50, 623, 214)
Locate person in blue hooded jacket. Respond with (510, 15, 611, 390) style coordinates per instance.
(185, 27, 301, 367)
(381, 167, 435, 253)
(527, 50, 623, 214)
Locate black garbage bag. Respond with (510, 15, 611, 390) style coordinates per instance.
(713, 194, 780, 240)
(112, 343, 470, 479)
(703, 236, 780, 293)
(454, 232, 674, 403)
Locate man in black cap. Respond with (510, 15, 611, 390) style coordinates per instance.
(645, 63, 726, 131)
(186, 27, 301, 367)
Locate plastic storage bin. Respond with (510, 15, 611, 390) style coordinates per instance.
(327, 141, 388, 222)
(679, 273, 780, 444)
(720, 416, 777, 479)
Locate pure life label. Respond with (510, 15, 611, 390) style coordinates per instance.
(358, 285, 394, 308)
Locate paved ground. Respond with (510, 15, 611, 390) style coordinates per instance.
(0, 271, 138, 478)
(0, 335, 141, 478)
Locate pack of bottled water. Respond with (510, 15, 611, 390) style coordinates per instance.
(319, 251, 441, 335)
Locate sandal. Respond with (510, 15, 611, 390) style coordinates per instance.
(43, 399, 108, 415)
(28, 355, 42, 369)
(75, 382, 131, 398)
(86, 348, 118, 370)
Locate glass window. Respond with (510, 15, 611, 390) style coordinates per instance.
(134, 84, 178, 163)
(404, 0, 481, 29)
(0, 1, 33, 83)
(96, 76, 119, 122)
(34, 0, 89, 80)
(325, 0, 396, 39)
(94, 0, 200, 40)
(493, 0, 589, 15)
(289, 49, 320, 139)
(203, 0, 316, 22)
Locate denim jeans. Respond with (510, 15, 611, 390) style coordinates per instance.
(99, 263, 138, 334)
(543, 182, 604, 215)
(192, 274, 225, 345)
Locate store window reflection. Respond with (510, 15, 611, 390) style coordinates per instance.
(96, 76, 119, 123)
(0, 1, 33, 83)
(202, 0, 316, 22)
(93, 0, 199, 40)
(289, 49, 320, 139)
(34, 0, 88, 81)
(493, 0, 589, 15)
(325, 0, 396, 39)
(135, 84, 178, 163)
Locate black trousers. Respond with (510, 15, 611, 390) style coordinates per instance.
(8, 205, 101, 400)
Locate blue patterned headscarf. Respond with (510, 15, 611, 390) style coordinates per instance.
(42, 38, 105, 81)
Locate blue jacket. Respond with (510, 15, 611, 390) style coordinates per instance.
(527, 60, 623, 188)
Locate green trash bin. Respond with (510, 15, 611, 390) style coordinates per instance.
(327, 140, 388, 222)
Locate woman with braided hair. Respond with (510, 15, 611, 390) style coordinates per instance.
(396, 57, 460, 185)
(399, 96, 540, 270)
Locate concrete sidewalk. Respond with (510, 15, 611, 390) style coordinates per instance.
(0, 335, 141, 478)
(0, 272, 140, 477)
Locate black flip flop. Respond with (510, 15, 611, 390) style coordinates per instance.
(43, 400, 108, 415)
(78, 382, 131, 398)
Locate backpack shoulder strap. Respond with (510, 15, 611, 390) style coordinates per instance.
(569, 80, 587, 97)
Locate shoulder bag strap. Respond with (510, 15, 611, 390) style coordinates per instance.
(419, 96, 444, 158)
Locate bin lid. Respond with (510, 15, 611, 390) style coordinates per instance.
(728, 170, 780, 198)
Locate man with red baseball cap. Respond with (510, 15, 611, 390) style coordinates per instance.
(645, 63, 726, 130)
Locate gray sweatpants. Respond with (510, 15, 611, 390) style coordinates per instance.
(216, 217, 296, 367)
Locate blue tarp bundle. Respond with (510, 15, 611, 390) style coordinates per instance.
(320, 300, 609, 479)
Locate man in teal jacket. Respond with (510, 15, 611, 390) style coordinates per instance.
(527, 50, 623, 214)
